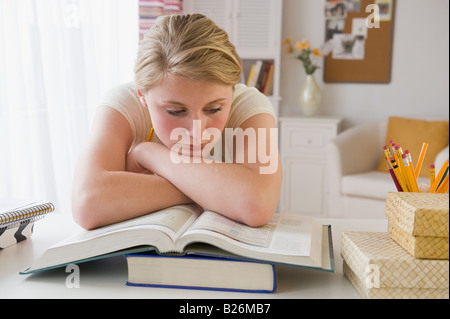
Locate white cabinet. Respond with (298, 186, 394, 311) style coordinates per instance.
(278, 117, 343, 217)
(183, 0, 283, 116)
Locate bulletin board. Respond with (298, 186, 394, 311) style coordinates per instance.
(323, 0, 395, 83)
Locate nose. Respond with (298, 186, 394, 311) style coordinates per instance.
(187, 116, 209, 145)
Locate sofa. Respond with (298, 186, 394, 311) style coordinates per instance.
(325, 118, 449, 219)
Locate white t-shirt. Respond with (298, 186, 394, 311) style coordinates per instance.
(99, 82, 276, 151)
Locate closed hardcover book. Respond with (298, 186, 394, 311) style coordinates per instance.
(248, 60, 263, 88)
(125, 251, 276, 293)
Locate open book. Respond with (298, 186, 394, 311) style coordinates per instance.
(21, 205, 334, 274)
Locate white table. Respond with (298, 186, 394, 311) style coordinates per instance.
(0, 213, 388, 299)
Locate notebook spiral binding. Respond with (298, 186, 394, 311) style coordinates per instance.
(0, 202, 55, 230)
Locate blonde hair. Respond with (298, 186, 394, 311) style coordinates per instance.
(135, 14, 242, 93)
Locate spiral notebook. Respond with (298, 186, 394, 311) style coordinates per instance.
(0, 200, 55, 249)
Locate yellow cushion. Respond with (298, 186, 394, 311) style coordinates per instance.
(377, 117, 449, 177)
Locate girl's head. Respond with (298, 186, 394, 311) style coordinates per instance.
(135, 13, 242, 92)
(135, 14, 242, 154)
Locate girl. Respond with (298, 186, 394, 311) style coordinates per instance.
(71, 14, 282, 230)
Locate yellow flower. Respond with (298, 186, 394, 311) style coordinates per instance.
(295, 41, 304, 51)
(311, 48, 322, 57)
(295, 40, 311, 51)
(282, 36, 293, 46)
(294, 40, 307, 51)
(285, 44, 293, 54)
(283, 38, 329, 75)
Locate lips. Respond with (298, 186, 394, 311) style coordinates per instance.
(189, 143, 209, 150)
(179, 140, 212, 148)
(173, 141, 214, 157)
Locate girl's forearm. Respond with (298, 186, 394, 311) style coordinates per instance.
(72, 170, 192, 229)
(132, 142, 281, 226)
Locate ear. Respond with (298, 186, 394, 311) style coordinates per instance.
(136, 88, 148, 108)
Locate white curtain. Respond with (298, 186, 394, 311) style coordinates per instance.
(0, 0, 139, 214)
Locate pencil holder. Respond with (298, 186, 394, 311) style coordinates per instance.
(385, 192, 449, 259)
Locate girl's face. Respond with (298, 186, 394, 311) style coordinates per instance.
(139, 76, 233, 154)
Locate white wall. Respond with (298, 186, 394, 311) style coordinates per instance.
(280, 0, 449, 129)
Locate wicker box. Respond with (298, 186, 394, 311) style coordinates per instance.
(343, 261, 449, 299)
(341, 232, 449, 299)
(385, 193, 449, 259)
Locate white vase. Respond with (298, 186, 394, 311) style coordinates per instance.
(299, 74, 321, 117)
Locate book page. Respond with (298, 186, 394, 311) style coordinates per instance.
(55, 205, 201, 247)
(187, 211, 313, 256)
(190, 211, 276, 247)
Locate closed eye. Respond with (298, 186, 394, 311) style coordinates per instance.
(166, 109, 186, 116)
(207, 107, 222, 114)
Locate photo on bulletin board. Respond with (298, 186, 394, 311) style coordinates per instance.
(323, 0, 395, 83)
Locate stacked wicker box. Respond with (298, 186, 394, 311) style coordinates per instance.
(341, 193, 449, 299)
(385, 192, 449, 259)
(342, 232, 448, 299)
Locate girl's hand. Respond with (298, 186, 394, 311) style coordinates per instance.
(125, 143, 153, 174)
